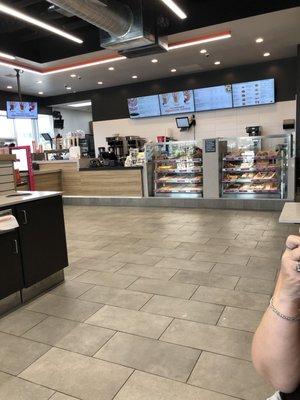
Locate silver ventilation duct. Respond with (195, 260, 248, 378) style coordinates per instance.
(48, 0, 168, 57)
(47, 0, 133, 38)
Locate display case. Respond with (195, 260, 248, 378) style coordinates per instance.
(219, 134, 293, 199)
(149, 141, 203, 198)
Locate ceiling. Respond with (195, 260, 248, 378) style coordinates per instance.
(55, 101, 92, 113)
(0, 0, 298, 63)
(0, 1, 299, 100)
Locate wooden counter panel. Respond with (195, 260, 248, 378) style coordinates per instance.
(35, 171, 63, 192)
(78, 170, 143, 196)
(37, 162, 143, 197)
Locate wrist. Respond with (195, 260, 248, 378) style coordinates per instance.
(273, 294, 300, 317)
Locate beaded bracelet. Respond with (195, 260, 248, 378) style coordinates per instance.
(269, 297, 300, 322)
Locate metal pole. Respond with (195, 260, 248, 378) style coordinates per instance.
(15, 69, 22, 102)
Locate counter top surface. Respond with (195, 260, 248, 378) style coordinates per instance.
(0, 191, 61, 208)
(279, 202, 300, 224)
(79, 166, 143, 171)
(37, 160, 78, 164)
(20, 170, 62, 176)
(34, 169, 62, 175)
(0, 155, 16, 161)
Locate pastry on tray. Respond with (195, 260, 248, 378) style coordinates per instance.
(240, 162, 253, 169)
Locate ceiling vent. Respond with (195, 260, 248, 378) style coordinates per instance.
(48, 0, 168, 58)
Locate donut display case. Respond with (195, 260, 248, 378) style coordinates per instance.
(219, 134, 293, 199)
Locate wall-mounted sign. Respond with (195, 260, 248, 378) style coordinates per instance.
(205, 139, 216, 153)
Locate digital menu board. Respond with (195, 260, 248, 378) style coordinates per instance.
(6, 101, 38, 119)
(159, 90, 195, 115)
(232, 79, 275, 108)
(127, 95, 161, 119)
(194, 85, 233, 111)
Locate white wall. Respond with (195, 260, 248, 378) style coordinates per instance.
(54, 107, 92, 135)
(93, 100, 296, 151)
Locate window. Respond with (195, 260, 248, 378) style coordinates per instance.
(13, 118, 36, 148)
(0, 111, 53, 147)
(0, 111, 15, 139)
(38, 114, 54, 137)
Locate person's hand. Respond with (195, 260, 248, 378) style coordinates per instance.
(274, 235, 300, 315)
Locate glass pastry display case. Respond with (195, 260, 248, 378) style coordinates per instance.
(219, 134, 293, 199)
(150, 141, 203, 197)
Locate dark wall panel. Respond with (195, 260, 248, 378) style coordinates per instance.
(45, 57, 296, 121)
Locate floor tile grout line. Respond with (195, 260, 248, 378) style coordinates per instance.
(184, 349, 203, 384)
(111, 369, 136, 400)
(90, 330, 119, 357)
(157, 317, 174, 340)
(138, 294, 155, 311)
(215, 305, 227, 326)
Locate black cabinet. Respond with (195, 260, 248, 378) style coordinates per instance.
(16, 196, 68, 287)
(0, 230, 23, 299)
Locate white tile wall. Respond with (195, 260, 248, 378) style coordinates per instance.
(93, 100, 296, 150)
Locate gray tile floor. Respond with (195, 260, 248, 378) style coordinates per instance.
(1, 205, 298, 400)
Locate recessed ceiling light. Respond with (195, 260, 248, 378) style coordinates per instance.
(68, 101, 92, 108)
(168, 31, 231, 50)
(160, 0, 187, 19)
(6, 85, 12, 89)
(108, 67, 115, 71)
(37, 80, 43, 84)
(171, 68, 177, 72)
(38, 91, 44, 95)
(66, 86, 72, 90)
(200, 49, 207, 54)
(132, 75, 138, 79)
(263, 52, 270, 57)
(151, 59, 158, 63)
(214, 61, 221, 65)
(70, 74, 77, 78)
(0, 3, 83, 44)
(256, 37, 264, 43)
(0, 51, 15, 60)
(98, 81, 103, 85)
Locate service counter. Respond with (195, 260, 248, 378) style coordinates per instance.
(0, 192, 68, 315)
(36, 161, 144, 197)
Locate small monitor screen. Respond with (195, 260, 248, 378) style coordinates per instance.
(232, 78, 275, 107)
(194, 85, 233, 111)
(159, 90, 195, 115)
(176, 117, 190, 129)
(6, 101, 38, 119)
(127, 95, 161, 119)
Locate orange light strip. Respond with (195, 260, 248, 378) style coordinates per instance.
(0, 30, 231, 77)
(0, 59, 42, 74)
(0, 54, 126, 76)
(43, 56, 126, 75)
(168, 31, 231, 50)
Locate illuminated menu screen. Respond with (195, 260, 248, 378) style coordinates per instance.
(159, 90, 195, 115)
(232, 79, 275, 107)
(194, 85, 233, 111)
(127, 95, 161, 119)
